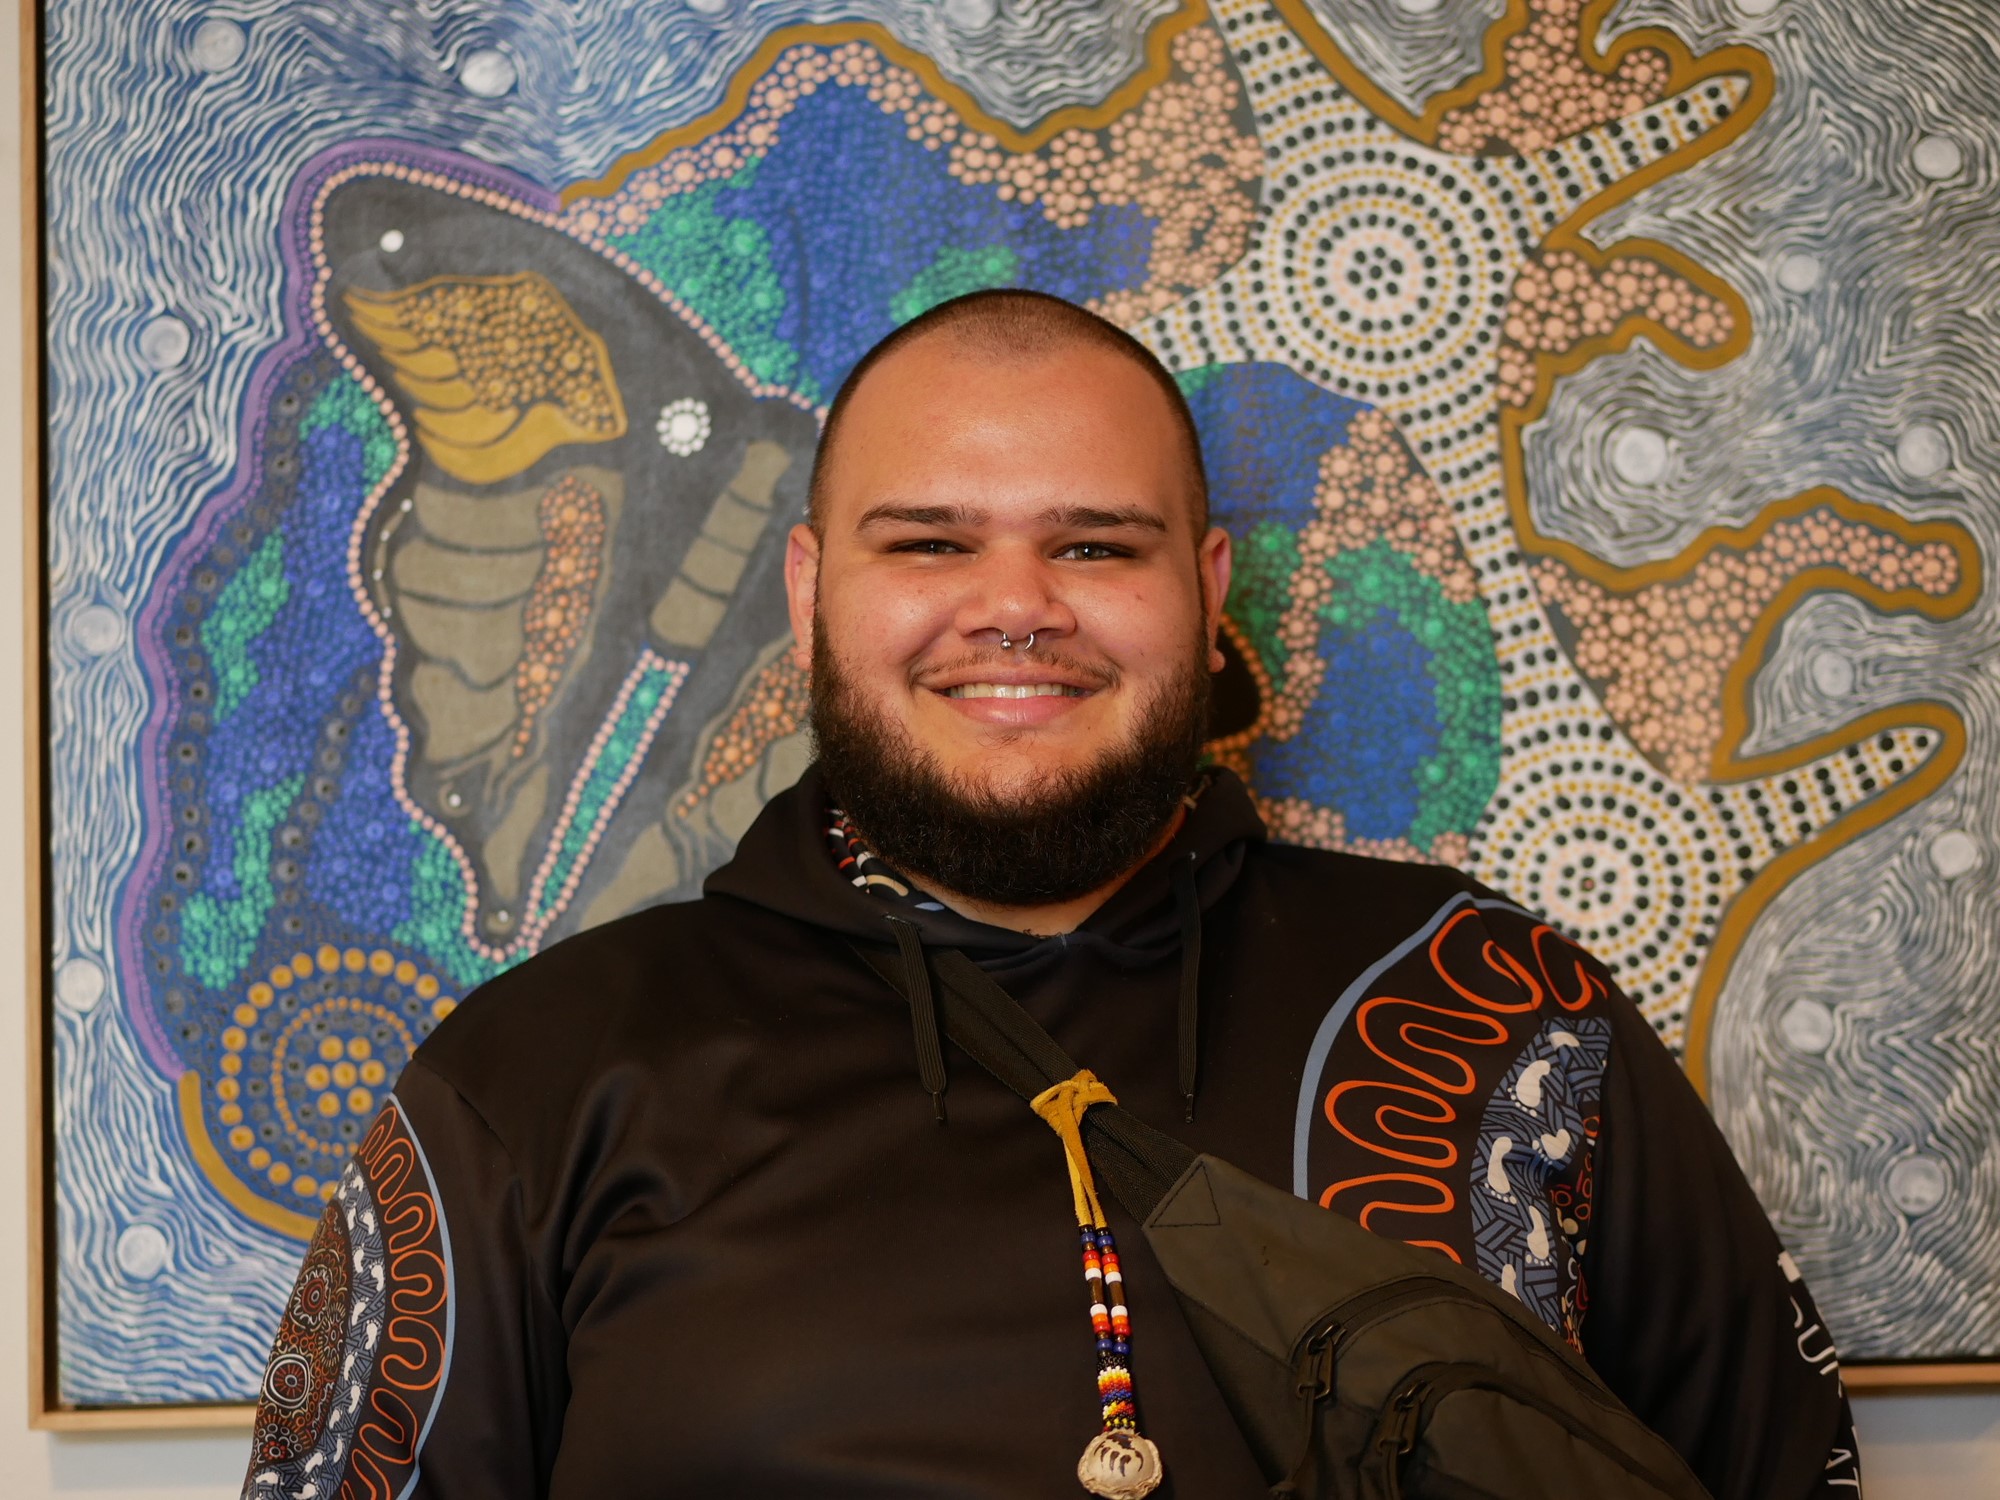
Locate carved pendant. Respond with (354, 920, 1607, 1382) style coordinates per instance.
(1078, 1430, 1164, 1499)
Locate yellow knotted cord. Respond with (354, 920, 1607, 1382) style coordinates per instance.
(1031, 1069, 1118, 1230)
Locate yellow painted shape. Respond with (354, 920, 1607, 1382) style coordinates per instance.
(390, 346, 463, 382)
(178, 1071, 318, 1241)
(393, 376, 482, 413)
(343, 301, 424, 353)
(561, 2, 1213, 205)
(413, 407, 604, 488)
(414, 402, 520, 449)
(344, 274, 628, 485)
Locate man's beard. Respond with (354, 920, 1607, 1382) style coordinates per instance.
(810, 618, 1211, 908)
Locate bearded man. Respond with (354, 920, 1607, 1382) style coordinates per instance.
(241, 291, 1858, 1500)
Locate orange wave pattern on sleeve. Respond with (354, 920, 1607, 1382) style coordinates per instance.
(1318, 908, 1605, 1261)
(345, 1102, 451, 1500)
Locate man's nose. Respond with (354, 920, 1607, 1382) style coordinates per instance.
(953, 542, 1078, 647)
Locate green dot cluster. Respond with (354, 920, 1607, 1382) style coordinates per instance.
(890, 243, 1020, 324)
(1322, 540, 1502, 849)
(1174, 363, 1223, 400)
(1225, 519, 1300, 681)
(303, 374, 397, 490)
(203, 532, 290, 721)
(391, 829, 508, 992)
(607, 161, 816, 398)
(180, 775, 304, 991)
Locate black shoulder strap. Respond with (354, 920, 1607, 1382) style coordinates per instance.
(851, 940, 1197, 1222)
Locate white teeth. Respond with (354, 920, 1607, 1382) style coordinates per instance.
(946, 682, 1084, 699)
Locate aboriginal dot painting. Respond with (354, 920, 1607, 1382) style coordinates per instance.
(39, 0, 1999, 1406)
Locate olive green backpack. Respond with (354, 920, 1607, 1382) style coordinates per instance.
(858, 938, 1714, 1500)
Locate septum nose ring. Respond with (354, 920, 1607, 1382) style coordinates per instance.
(999, 631, 1036, 651)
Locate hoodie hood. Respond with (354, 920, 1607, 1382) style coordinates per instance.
(704, 761, 1268, 979)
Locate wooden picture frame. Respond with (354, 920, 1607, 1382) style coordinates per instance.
(17, 0, 253, 1432)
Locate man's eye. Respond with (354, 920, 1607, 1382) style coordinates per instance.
(892, 538, 964, 555)
(1058, 541, 1128, 561)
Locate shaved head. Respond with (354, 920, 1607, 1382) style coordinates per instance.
(808, 289, 1209, 532)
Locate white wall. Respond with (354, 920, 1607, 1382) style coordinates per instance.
(2, 4, 1997, 1495)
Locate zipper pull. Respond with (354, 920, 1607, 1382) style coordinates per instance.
(1295, 1323, 1340, 1399)
(1277, 1325, 1342, 1495)
(1379, 1383, 1425, 1457)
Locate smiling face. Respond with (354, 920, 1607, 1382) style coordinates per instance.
(786, 332, 1231, 826)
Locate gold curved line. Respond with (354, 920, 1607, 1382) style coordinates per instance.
(1683, 700, 1967, 1096)
(1496, 244, 1984, 732)
(179, 1071, 319, 1241)
(1275, 0, 1779, 317)
(1271, 0, 1774, 164)
(1544, 41, 1775, 253)
(1283, 8, 1788, 591)
(1492, 40, 1778, 571)
(1523, 469, 1980, 598)
(1495, 240, 1761, 563)
(560, 1, 1213, 206)
(1517, 470, 1979, 777)
(1270, 0, 1527, 144)
(1710, 550, 1982, 782)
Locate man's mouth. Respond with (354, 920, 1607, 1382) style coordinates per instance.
(945, 683, 1091, 699)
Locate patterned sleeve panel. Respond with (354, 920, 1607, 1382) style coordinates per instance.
(1294, 892, 1613, 1351)
(242, 1058, 556, 1500)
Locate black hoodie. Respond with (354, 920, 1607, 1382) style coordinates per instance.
(241, 766, 1858, 1500)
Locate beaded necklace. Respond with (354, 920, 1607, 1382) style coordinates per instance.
(827, 806, 1166, 1497)
(1032, 1072, 1165, 1498)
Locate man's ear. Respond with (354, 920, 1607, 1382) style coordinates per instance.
(784, 522, 821, 672)
(1199, 525, 1233, 674)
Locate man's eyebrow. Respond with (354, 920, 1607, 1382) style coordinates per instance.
(1038, 504, 1169, 533)
(854, 502, 989, 531)
(851, 501, 1170, 533)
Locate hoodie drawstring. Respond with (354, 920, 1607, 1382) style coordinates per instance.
(886, 915, 947, 1123)
(874, 898, 1199, 1496)
(889, 853, 1207, 1128)
(1171, 853, 1202, 1125)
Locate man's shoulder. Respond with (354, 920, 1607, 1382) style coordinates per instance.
(1239, 840, 1632, 994)
(1240, 837, 1495, 919)
(409, 892, 794, 1099)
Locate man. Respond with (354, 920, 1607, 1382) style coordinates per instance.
(241, 290, 1858, 1498)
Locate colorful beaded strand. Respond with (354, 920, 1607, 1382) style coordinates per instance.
(1032, 1071, 1164, 1498)
(1086, 1226, 1139, 1432)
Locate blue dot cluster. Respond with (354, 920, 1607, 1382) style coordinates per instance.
(144, 359, 463, 1082)
(1184, 362, 1367, 534)
(1252, 605, 1441, 842)
(667, 81, 1156, 398)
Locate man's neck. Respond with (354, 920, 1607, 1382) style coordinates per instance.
(917, 805, 1189, 938)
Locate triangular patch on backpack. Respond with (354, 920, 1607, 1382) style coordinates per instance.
(1148, 1160, 1221, 1227)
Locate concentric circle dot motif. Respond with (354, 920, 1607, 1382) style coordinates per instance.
(214, 945, 455, 1204)
(656, 396, 712, 456)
